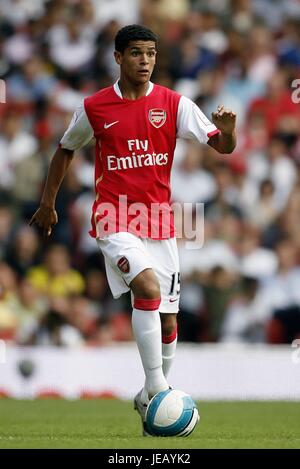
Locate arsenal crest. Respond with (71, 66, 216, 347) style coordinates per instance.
(117, 256, 130, 273)
(149, 109, 167, 128)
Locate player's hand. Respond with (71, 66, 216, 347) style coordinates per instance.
(29, 204, 58, 237)
(212, 105, 236, 135)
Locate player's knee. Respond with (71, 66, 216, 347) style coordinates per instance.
(131, 269, 160, 299)
(135, 281, 160, 300)
(132, 281, 161, 311)
(161, 314, 177, 337)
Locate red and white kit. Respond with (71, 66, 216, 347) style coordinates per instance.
(60, 81, 219, 311)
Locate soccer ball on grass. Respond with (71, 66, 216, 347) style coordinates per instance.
(145, 389, 199, 437)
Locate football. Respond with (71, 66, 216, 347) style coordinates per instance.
(145, 389, 199, 437)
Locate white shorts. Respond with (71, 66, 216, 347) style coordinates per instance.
(97, 232, 180, 313)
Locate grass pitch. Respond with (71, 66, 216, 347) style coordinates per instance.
(0, 399, 299, 449)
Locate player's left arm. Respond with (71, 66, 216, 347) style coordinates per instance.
(176, 96, 236, 154)
(207, 105, 236, 154)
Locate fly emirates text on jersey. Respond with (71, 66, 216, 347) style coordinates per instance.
(107, 139, 168, 171)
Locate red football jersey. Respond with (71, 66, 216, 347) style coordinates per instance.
(84, 84, 181, 239)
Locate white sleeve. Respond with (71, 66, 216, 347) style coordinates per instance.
(176, 95, 219, 144)
(60, 101, 94, 150)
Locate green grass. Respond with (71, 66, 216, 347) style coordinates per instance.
(0, 399, 299, 448)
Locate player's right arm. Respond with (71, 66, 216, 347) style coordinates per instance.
(29, 102, 93, 237)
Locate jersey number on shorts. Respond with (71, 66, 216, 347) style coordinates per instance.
(169, 272, 180, 296)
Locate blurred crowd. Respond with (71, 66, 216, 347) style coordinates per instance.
(1, 0, 300, 346)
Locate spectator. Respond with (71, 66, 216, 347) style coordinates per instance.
(4, 225, 40, 278)
(26, 244, 85, 298)
(0, 262, 18, 341)
(239, 224, 278, 279)
(246, 179, 279, 229)
(0, 202, 14, 260)
(7, 56, 57, 105)
(221, 276, 265, 343)
(202, 265, 239, 341)
(13, 278, 48, 345)
(0, 112, 38, 190)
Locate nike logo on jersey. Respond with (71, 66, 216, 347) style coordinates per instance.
(169, 298, 179, 303)
(104, 121, 119, 129)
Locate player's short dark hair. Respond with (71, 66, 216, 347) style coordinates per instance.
(115, 24, 158, 53)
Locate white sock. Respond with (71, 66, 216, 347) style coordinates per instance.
(132, 307, 169, 397)
(162, 335, 177, 377)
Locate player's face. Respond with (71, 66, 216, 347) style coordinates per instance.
(115, 41, 157, 85)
